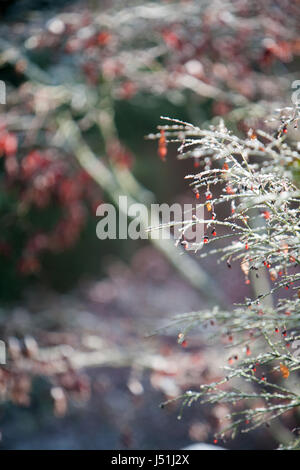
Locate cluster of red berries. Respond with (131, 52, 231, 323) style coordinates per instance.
(0, 123, 102, 276)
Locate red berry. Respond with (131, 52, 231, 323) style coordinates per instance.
(1, 132, 18, 156)
(158, 130, 167, 161)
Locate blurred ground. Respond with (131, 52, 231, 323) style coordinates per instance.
(0, 247, 274, 450)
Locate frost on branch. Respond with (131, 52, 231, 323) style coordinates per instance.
(150, 111, 300, 448)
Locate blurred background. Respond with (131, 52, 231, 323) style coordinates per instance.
(0, 0, 299, 449)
